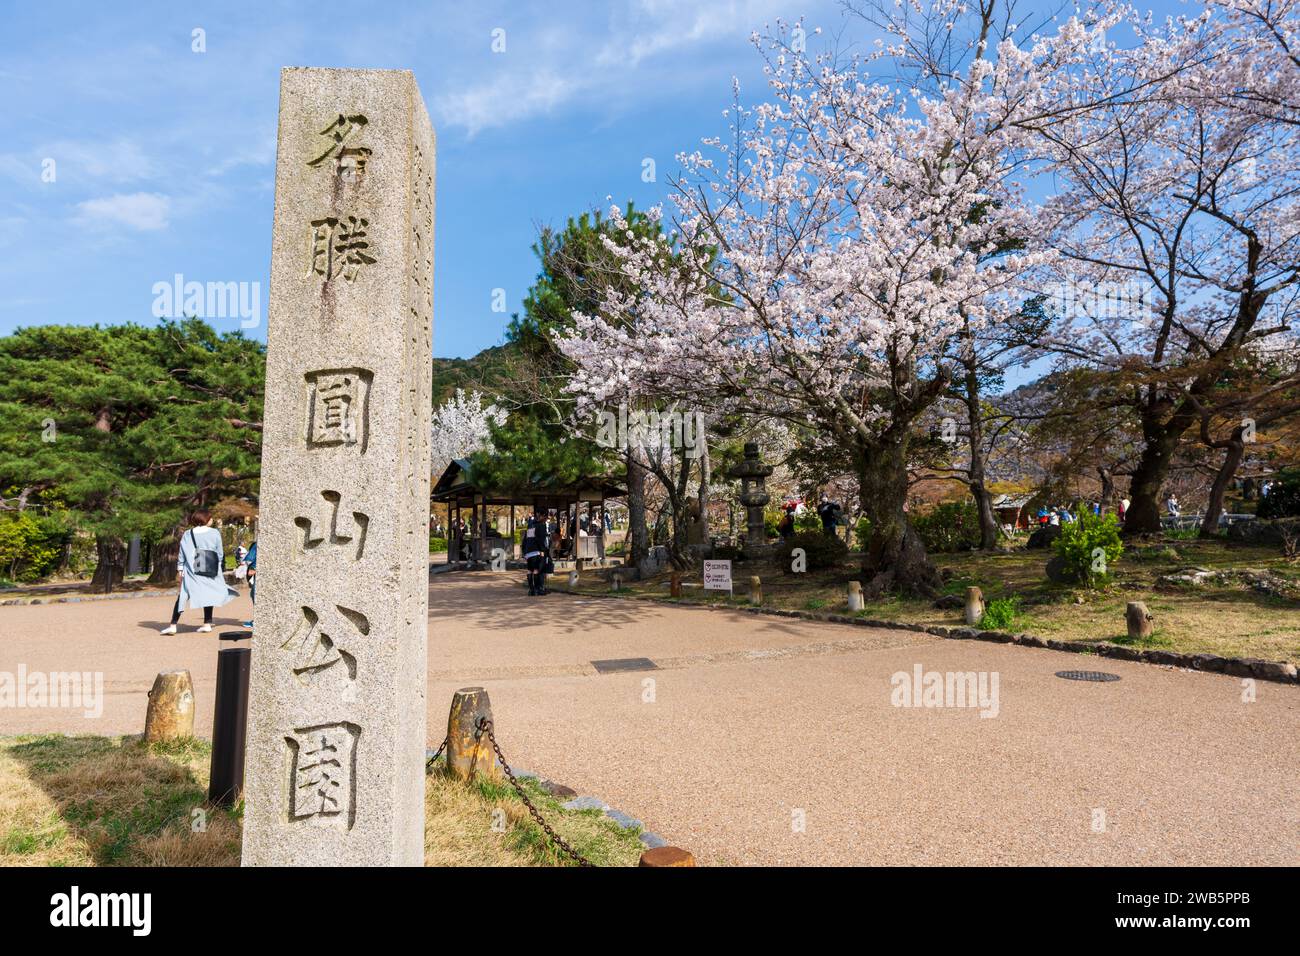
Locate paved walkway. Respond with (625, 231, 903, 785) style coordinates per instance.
(2, 571, 1297, 865)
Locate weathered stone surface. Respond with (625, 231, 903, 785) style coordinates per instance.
(444, 686, 502, 781)
(1250, 659, 1298, 682)
(1045, 554, 1080, 584)
(964, 586, 984, 626)
(143, 670, 195, 742)
(639, 831, 668, 849)
(562, 796, 610, 811)
(1126, 601, 1154, 641)
(242, 68, 435, 867)
(639, 846, 696, 867)
(605, 808, 643, 830)
(1027, 525, 1061, 549)
(846, 580, 863, 613)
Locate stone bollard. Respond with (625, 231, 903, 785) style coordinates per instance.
(445, 687, 502, 781)
(749, 576, 762, 605)
(670, 572, 682, 598)
(567, 570, 578, 588)
(1126, 601, 1154, 641)
(143, 670, 195, 743)
(611, 571, 623, 592)
(639, 846, 696, 867)
(847, 580, 863, 613)
(964, 587, 985, 626)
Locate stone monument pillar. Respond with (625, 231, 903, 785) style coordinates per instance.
(241, 68, 435, 867)
(727, 442, 774, 556)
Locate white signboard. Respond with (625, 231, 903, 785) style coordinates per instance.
(703, 559, 733, 593)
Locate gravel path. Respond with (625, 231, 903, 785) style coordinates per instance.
(2, 571, 1296, 865)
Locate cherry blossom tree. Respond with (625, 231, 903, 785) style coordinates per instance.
(1032, 0, 1300, 533)
(430, 389, 506, 473)
(556, 10, 1107, 594)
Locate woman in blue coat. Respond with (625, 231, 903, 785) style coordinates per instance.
(160, 509, 237, 635)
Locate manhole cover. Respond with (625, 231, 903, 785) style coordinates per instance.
(591, 657, 659, 674)
(1055, 670, 1121, 682)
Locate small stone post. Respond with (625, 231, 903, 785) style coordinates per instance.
(670, 571, 682, 598)
(639, 846, 696, 867)
(1126, 601, 1154, 641)
(445, 687, 502, 781)
(611, 570, 623, 592)
(847, 580, 863, 612)
(567, 569, 578, 588)
(144, 670, 195, 742)
(964, 587, 985, 626)
(749, 575, 762, 605)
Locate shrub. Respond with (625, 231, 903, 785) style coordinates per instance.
(795, 510, 823, 533)
(854, 515, 871, 551)
(0, 512, 65, 583)
(913, 500, 981, 553)
(1051, 512, 1123, 588)
(978, 596, 1021, 630)
(774, 531, 848, 573)
(1258, 468, 1300, 519)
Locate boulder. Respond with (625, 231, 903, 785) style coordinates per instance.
(1027, 525, 1062, 549)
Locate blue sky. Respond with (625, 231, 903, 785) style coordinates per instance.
(0, 0, 856, 358)
(0, 0, 1190, 360)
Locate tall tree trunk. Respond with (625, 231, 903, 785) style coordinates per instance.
(91, 535, 126, 593)
(625, 449, 649, 569)
(697, 437, 711, 543)
(1200, 429, 1246, 538)
(858, 438, 941, 598)
(1097, 466, 1115, 513)
(1124, 419, 1184, 535)
(147, 530, 180, 586)
(963, 363, 1000, 549)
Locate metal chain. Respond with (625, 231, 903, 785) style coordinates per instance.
(425, 735, 450, 770)
(475, 716, 594, 867)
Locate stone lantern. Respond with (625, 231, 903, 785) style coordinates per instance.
(727, 442, 774, 555)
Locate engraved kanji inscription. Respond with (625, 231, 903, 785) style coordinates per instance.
(295, 490, 369, 560)
(305, 368, 372, 450)
(307, 113, 371, 180)
(308, 215, 376, 282)
(280, 603, 370, 687)
(286, 722, 359, 828)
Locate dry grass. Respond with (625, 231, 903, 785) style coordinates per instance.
(0, 735, 645, 867)
(576, 538, 1300, 663)
(423, 764, 645, 867)
(0, 735, 239, 866)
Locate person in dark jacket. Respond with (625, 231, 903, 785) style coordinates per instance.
(817, 495, 841, 537)
(522, 512, 550, 596)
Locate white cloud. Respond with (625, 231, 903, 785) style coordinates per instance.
(75, 192, 171, 231)
(435, 69, 580, 138)
(431, 0, 810, 136)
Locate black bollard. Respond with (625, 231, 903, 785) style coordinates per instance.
(209, 636, 251, 807)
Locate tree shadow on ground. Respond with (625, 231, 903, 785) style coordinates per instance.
(1, 734, 240, 866)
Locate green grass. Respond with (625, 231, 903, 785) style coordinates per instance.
(978, 596, 1022, 630)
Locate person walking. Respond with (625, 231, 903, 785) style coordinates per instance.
(523, 513, 545, 596)
(161, 509, 237, 634)
(241, 539, 258, 630)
